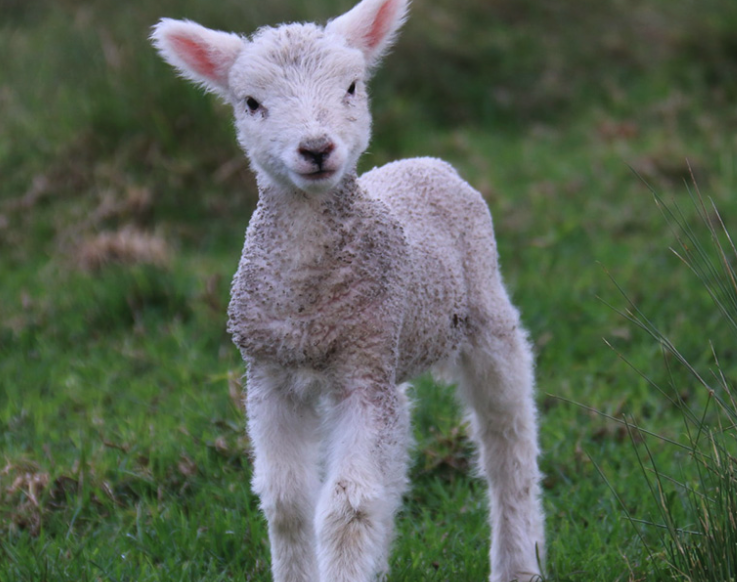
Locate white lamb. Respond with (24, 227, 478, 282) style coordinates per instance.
(151, 0, 545, 580)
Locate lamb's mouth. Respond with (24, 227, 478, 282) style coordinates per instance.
(300, 169, 336, 181)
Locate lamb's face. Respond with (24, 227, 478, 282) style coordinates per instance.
(229, 25, 371, 195)
(152, 0, 408, 195)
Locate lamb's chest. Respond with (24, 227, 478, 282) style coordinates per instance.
(227, 240, 395, 368)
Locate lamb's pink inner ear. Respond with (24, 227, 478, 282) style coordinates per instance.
(364, 0, 395, 49)
(170, 34, 218, 80)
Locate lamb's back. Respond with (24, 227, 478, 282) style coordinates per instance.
(359, 157, 497, 258)
(359, 158, 501, 379)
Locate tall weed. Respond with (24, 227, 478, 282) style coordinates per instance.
(609, 172, 737, 580)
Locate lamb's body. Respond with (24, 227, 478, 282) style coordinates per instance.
(230, 158, 488, 381)
(152, 2, 545, 580)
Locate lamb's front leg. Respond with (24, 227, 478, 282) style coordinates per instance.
(246, 365, 321, 582)
(316, 381, 412, 582)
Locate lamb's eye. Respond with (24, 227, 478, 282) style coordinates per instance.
(347, 81, 356, 95)
(245, 97, 260, 112)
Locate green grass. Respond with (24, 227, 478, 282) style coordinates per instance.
(600, 186, 737, 581)
(2, 0, 737, 580)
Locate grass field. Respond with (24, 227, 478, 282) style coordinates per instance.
(2, 0, 737, 580)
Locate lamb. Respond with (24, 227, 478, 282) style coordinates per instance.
(151, 0, 545, 580)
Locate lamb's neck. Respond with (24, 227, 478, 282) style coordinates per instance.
(250, 172, 367, 268)
(255, 172, 363, 223)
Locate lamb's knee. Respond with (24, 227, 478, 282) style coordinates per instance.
(260, 495, 310, 536)
(316, 480, 390, 577)
(318, 479, 385, 534)
(252, 466, 317, 533)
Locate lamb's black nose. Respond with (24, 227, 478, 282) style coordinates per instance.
(298, 138, 335, 168)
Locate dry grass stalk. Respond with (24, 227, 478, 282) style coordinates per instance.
(74, 226, 170, 271)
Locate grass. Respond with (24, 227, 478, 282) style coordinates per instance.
(1, 0, 737, 580)
(600, 182, 737, 581)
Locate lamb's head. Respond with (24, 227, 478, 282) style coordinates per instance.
(151, 0, 408, 195)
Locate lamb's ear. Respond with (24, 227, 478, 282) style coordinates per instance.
(325, 0, 409, 70)
(151, 18, 245, 98)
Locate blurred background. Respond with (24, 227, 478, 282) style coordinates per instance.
(1, 0, 737, 580)
(2, 0, 736, 265)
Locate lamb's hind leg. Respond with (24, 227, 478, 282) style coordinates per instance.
(315, 381, 412, 582)
(454, 303, 545, 582)
(246, 365, 321, 582)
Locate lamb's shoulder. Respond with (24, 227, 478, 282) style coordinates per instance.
(359, 157, 467, 200)
(359, 157, 491, 231)
(227, 193, 410, 369)
(361, 156, 457, 180)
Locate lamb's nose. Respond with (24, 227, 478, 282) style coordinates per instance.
(298, 137, 335, 168)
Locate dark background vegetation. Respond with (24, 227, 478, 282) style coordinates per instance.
(1, 0, 737, 579)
